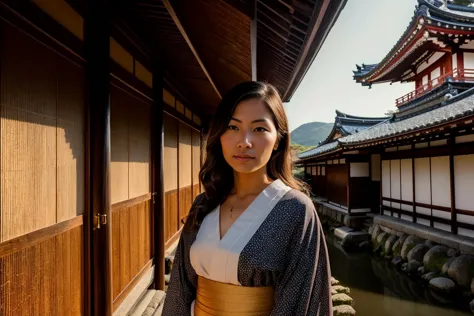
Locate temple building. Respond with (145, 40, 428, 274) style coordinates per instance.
(300, 110, 387, 213)
(298, 0, 474, 238)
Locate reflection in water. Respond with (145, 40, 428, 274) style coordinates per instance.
(325, 233, 471, 316)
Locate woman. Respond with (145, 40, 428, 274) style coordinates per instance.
(162, 82, 332, 315)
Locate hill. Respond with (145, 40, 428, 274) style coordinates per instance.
(290, 122, 333, 147)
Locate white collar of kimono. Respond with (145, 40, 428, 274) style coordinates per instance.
(191, 179, 291, 286)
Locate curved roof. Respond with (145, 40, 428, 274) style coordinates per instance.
(297, 87, 474, 160)
(353, 0, 474, 86)
(319, 110, 389, 145)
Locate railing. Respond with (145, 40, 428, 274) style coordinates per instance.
(395, 68, 474, 107)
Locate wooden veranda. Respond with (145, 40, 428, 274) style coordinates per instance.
(0, 0, 346, 315)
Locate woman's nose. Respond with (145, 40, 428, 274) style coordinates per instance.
(237, 131, 252, 148)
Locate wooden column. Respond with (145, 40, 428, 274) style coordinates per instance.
(152, 67, 166, 290)
(412, 158, 417, 223)
(346, 160, 351, 215)
(85, 0, 113, 314)
(449, 138, 458, 234)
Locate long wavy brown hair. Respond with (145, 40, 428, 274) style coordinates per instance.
(184, 81, 308, 230)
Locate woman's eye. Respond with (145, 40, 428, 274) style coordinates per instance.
(227, 125, 238, 130)
(254, 127, 268, 132)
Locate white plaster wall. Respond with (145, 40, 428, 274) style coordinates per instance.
(371, 154, 381, 181)
(431, 156, 450, 208)
(350, 162, 369, 177)
(458, 214, 474, 225)
(322, 166, 326, 176)
(401, 214, 413, 222)
(399, 145, 411, 151)
(384, 210, 391, 216)
(434, 222, 451, 232)
(464, 52, 474, 69)
(401, 159, 413, 202)
(453, 53, 458, 70)
(433, 209, 451, 220)
(417, 218, 431, 227)
(332, 159, 339, 164)
(456, 134, 474, 144)
(382, 160, 391, 199)
(458, 228, 474, 238)
(415, 158, 431, 204)
(431, 67, 441, 85)
(418, 52, 444, 73)
(340, 158, 346, 164)
(422, 75, 429, 86)
(391, 160, 401, 210)
(454, 154, 474, 211)
(461, 40, 474, 49)
(385, 147, 397, 152)
(312, 166, 317, 176)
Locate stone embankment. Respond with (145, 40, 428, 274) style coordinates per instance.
(370, 222, 474, 314)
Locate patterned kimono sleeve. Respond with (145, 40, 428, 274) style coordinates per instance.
(161, 195, 204, 316)
(270, 201, 332, 316)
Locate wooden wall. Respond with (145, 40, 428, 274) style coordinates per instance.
(1, 22, 85, 241)
(0, 21, 84, 315)
(110, 86, 151, 204)
(163, 113, 202, 243)
(179, 122, 192, 228)
(164, 114, 179, 241)
(111, 199, 152, 306)
(110, 85, 153, 306)
(326, 164, 348, 207)
(309, 165, 326, 198)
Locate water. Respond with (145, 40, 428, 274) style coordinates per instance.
(325, 232, 472, 316)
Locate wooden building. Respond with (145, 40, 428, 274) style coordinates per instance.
(299, 110, 387, 214)
(298, 0, 474, 238)
(0, 0, 347, 315)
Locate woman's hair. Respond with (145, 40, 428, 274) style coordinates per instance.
(184, 81, 309, 230)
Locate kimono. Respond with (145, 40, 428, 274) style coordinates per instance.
(162, 179, 332, 316)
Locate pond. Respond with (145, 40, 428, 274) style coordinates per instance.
(325, 232, 472, 316)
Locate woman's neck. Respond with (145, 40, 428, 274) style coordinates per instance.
(232, 170, 273, 199)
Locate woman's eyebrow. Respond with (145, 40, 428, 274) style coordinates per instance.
(230, 117, 269, 124)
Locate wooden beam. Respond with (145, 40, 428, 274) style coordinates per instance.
(152, 67, 166, 291)
(282, 0, 331, 100)
(162, 0, 221, 99)
(85, 0, 113, 314)
(251, 0, 257, 81)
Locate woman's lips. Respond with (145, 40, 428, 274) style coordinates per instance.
(233, 155, 255, 162)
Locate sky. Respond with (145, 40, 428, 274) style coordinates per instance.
(284, 0, 418, 132)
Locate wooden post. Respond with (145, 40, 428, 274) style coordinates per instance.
(412, 158, 417, 223)
(85, 0, 113, 314)
(449, 138, 458, 234)
(347, 159, 351, 215)
(152, 67, 166, 291)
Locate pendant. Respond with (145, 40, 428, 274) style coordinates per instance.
(229, 206, 235, 219)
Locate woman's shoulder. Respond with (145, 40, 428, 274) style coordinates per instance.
(278, 188, 317, 222)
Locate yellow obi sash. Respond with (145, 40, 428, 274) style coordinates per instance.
(195, 276, 274, 316)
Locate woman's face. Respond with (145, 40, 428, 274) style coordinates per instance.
(220, 98, 279, 175)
